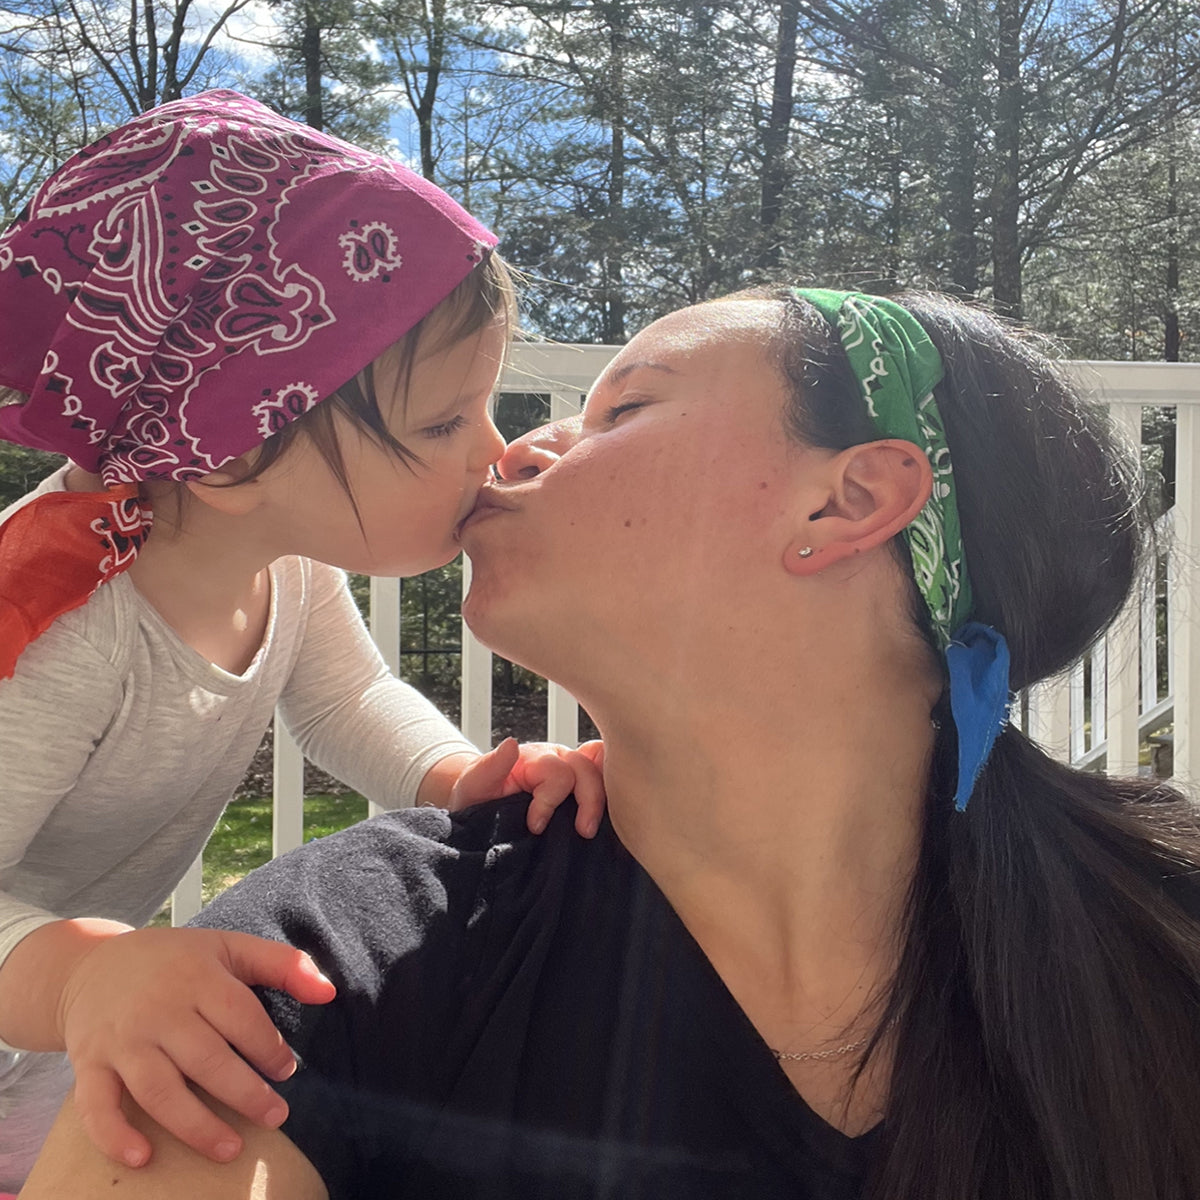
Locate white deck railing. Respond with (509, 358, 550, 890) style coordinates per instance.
(171, 352, 1200, 923)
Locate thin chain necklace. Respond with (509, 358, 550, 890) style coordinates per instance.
(770, 1032, 872, 1063)
(770, 1016, 894, 1064)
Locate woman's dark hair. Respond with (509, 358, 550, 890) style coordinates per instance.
(753, 287, 1200, 1199)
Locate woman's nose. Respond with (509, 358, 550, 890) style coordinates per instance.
(496, 416, 581, 481)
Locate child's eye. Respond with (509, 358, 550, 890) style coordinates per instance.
(422, 414, 469, 439)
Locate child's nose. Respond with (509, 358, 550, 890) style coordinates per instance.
(497, 417, 581, 481)
(472, 415, 506, 472)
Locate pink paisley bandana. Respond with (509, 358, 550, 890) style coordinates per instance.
(0, 89, 496, 677)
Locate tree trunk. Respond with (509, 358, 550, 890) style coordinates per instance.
(414, 0, 446, 182)
(1163, 0, 1180, 362)
(1165, 155, 1180, 361)
(991, 0, 1022, 318)
(758, 0, 800, 270)
(944, 22, 981, 298)
(945, 121, 979, 294)
(300, 4, 324, 131)
(601, 4, 627, 343)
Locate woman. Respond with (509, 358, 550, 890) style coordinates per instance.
(22, 289, 1200, 1199)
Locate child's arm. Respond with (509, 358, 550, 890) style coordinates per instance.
(421, 737, 607, 837)
(0, 920, 334, 1170)
(280, 564, 608, 832)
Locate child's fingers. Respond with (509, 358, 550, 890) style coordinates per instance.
(578, 739, 606, 771)
(196, 973, 299, 1084)
(567, 750, 606, 838)
(525, 757, 575, 835)
(219, 932, 336, 1009)
(162, 1017, 290, 1132)
(447, 739, 519, 810)
(73, 1063, 153, 1168)
(120, 1043, 246, 1164)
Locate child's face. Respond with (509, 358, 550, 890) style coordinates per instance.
(258, 318, 507, 577)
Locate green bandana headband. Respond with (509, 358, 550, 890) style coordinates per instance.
(794, 288, 972, 648)
(794, 288, 1009, 811)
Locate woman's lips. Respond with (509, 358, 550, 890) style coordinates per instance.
(457, 490, 516, 538)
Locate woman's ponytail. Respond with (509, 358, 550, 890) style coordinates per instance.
(763, 284, 1200, 1198)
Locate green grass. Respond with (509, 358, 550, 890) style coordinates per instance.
(151, 792, 368, 926)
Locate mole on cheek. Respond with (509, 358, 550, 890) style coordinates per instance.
(624, 519, 632, 528)
(759, 481, 768, 490)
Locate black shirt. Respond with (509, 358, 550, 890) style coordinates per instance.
(194, 797, 877, 1199)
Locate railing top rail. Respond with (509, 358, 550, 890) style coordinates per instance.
(500, 346, 1200, 407)
(500, 343, 621, 397)
(1063, 361, 1200, 406)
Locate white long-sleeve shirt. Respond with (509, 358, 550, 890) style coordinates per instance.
(0, 467, 478, 1185)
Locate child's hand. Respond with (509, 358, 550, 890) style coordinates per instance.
(448, 737, 607, 837)
(56, 926, 336, 1169)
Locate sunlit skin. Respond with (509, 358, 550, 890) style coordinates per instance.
(8, 313, 609, 1183)
(462, 299, 943, 1135)
(16, 300, 942, 1195)
(113, 318, 507, 676)
(239, 318, 509, 579)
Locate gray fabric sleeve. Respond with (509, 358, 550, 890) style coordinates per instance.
(278, 563, 479, 808)
(0, 624, 124, 982)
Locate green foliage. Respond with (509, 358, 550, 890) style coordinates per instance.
(255, 0, 395, 147)
(0, 445, 62, 509)
(150, 792, 370, 923)
(2, 0, 1199, 353)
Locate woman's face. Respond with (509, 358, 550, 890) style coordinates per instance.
(459, 300, 833, 683)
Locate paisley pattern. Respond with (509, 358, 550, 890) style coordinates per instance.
(794, 289, 1014, 810)
(339, 221, 403, 283)
(0, 90, 495, 486)
(253, 381, 322, 440)
(93, 492, 154, 578)
(0, 90, 497, 678)
(795, 288, 972, 648)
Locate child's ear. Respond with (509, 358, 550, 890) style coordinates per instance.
(783, 439, 932, 575)
(183, 452, 262, 516)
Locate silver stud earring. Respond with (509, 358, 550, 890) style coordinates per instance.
(797, 546, 814, 559)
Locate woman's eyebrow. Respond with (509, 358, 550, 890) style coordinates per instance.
(606, 360, 679, 386)
(584, 360, 678, 408)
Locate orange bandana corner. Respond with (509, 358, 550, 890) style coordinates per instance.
(0, 485, 152, 679)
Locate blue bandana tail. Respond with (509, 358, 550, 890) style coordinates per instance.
(945, 622, 1011, 810)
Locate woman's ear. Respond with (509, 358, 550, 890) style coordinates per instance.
(183, 452, 262, 516)
(784, 439, 932, 575)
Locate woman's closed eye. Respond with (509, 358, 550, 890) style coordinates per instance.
(602, 399, 648, 425)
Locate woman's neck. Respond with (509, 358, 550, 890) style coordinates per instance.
(592, 642, 934, 1050)
(596, 677, 933, 1135)
(604, 706, 929, 967)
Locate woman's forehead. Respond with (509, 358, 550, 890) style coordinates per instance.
(606, 299, 780, 377)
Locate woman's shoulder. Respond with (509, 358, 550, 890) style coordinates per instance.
(191, 795, 574, 975)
